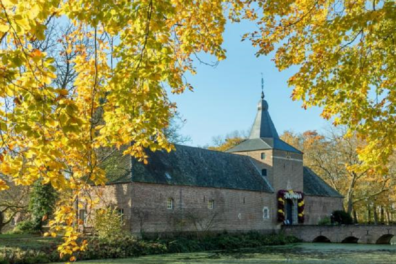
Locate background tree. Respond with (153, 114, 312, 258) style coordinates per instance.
(246, 0, 396, 173)
(0, 177, 29, 233)
(0, 0, 246, 258)
(207, 130, 247, 151)
(164, 112, 191, 144)
(281, 127, 395, 223)
(28, 179, 58, 231)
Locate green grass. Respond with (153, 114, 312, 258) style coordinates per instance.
(0, 233, 60, 250)
(71, 244, 396, 264)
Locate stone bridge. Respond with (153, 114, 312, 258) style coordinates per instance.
(282, 225, 396, 244)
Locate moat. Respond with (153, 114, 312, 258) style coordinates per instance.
(81, 243, 396, 263)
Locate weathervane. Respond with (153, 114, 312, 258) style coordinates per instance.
(261, 73, 265, 99)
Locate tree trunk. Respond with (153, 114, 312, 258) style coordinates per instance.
(368, 204, 371, 224)
(386, 208, 390, 224)
(346, 173, 358, 214)
(374, 205, 378, 225)
(380, 206, 384, 224)
(0, 211, 3, 234)
(353, 209, 358, 224)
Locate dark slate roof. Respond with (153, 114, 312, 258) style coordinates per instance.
(226, 97, 302, 154)
(303, 167, 343, 198)
(128, 144, 273, 193)
(226, 138, 302, 154)
(249, 99, 279, 139)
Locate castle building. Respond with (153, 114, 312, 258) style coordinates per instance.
(89, 89, 343, 234)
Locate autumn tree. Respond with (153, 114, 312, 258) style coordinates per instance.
(247, 0, 396, 173)
(207, 130, 247, 151)
(0, 0, 247, 259)
(281, 128, 395, 223)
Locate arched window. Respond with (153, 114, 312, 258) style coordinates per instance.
(208, 200, 214, 210)
(167, 198, 174, 210)
(261, 153, 266, 160)
(261, 169, 267, 177)
(263, 206, 270, 219)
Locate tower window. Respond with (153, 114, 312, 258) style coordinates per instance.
(261, 153, 266, 160)
(167, 198, 174, 210)
(208, 200, 214, 210)
(261, 169, 267, 176)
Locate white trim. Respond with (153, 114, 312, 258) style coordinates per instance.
(272, 156, 303, 162)
(263, 206, 270, 219)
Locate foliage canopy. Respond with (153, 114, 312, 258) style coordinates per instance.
(1, 0, 396, 259)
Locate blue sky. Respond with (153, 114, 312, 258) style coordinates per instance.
(168, 20, 329, 147)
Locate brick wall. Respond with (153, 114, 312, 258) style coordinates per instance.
(90, 182, 279, 235)
(271, 150, 303, 192)
(304, 195, 344, 225)
(233, 149, 303, 192)
(233, 150, 274, 187)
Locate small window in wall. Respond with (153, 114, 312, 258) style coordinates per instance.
(117, 208, 124, 222)
(263, 207, 270, 219)
(79, 209, 86, 225)
(261, 153, 266, 160)
(167, 198, 174, 210)
(208, 200, 214, 210)
(261, 169, 267, 177)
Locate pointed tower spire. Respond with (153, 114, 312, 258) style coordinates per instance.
(248, 75, 279, 139)
(261, 73, 265, 100)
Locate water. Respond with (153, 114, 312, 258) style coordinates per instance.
(82, 243, 396, 264)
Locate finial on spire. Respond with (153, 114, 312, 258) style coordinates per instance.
(261, 73, 265, 99)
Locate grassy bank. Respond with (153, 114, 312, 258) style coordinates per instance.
(0, 232, 299, 264)
(67, 244, 396, 264)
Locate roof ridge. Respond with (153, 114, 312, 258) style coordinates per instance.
(173, 143, 251, 158)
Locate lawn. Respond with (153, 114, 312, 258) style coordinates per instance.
(0, 233, 60, 250)
(72, 244, 396, 264)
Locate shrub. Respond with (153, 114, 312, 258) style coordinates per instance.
(91, 207, 124, 241)
(332, 210, 353, 225)
(0, 232, 300, 263)
(12, 221, 38, 234)
(318, 216, 331, 226)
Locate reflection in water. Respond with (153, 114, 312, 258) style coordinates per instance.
(312, 235, 331, 243)
(341, 236, 359, 243)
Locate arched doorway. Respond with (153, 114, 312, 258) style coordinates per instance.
(376, 234, 396, 244)
(285, 199, 294, 224)
(313, 235, 331, 243)
(341, 236, 359, 243)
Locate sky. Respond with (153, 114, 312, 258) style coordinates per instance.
(168, 20, 329, 147)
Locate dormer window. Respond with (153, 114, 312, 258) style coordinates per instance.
(261, 169, 267, 177)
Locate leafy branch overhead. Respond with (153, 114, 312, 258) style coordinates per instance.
(0, 0, 244, 259)
(246, 0, 396, 173)
(0, 0, 395, 261)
